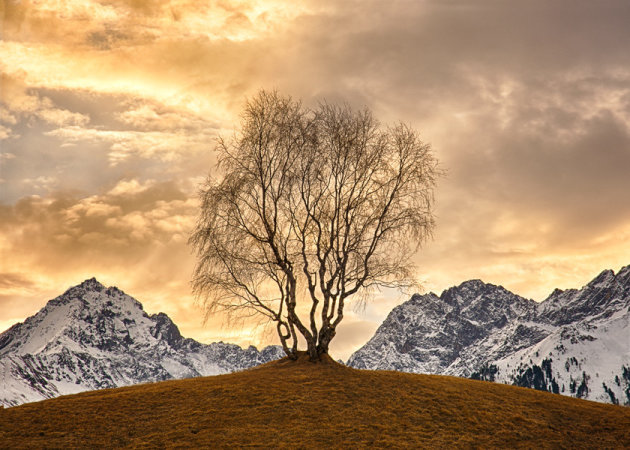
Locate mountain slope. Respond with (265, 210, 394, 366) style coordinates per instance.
(1, 355, 629, 448)
(0, 278, 283, 407)
(348, 265, 630, 405)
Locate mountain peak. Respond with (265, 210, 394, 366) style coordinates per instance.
(440, 278, 522, 309)
(51, 278, 132, 312)
(78, 277, 106, 291)
(587, 269, 615, 288)
(62, 278, 106, 297)
(446, 278, 509, 297)
(452, 278, 486, 291)
(614, 264, 630, 286)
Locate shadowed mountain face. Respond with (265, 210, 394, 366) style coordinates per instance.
(0, 279, 283, 407)
(348, 265, 630, 405)
(347, 281, 538, 374)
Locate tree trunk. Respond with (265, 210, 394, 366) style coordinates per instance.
(317, 326, 336, 356)
(306, 335, 320, 361)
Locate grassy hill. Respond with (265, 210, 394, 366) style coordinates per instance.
(1, 353, 629, 448)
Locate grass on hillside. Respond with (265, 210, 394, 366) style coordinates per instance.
(1, 353, 629, 448)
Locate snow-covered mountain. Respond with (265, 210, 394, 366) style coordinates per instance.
(0, 278, 283, 407)
(348, 265, 630, 405)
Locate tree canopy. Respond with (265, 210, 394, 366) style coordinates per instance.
(190, 90, 439, 361)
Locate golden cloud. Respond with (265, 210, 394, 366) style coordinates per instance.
(44, 125, 215, 165)
(0, 73, 90, 126)
(0, 0, 313, 124)
(0, 125, 12, 140)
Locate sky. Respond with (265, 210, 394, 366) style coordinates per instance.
(1, 0, 630, 361)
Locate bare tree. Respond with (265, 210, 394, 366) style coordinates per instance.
(190, 90, 438, 361)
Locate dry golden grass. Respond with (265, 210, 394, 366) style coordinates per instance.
(1, 353, 629, 448)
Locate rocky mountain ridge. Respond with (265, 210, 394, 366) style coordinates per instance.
(0, 279, 283, 407)
(348, 266, 630, 405)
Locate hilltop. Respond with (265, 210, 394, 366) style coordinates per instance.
(1, 354, 629, 448)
